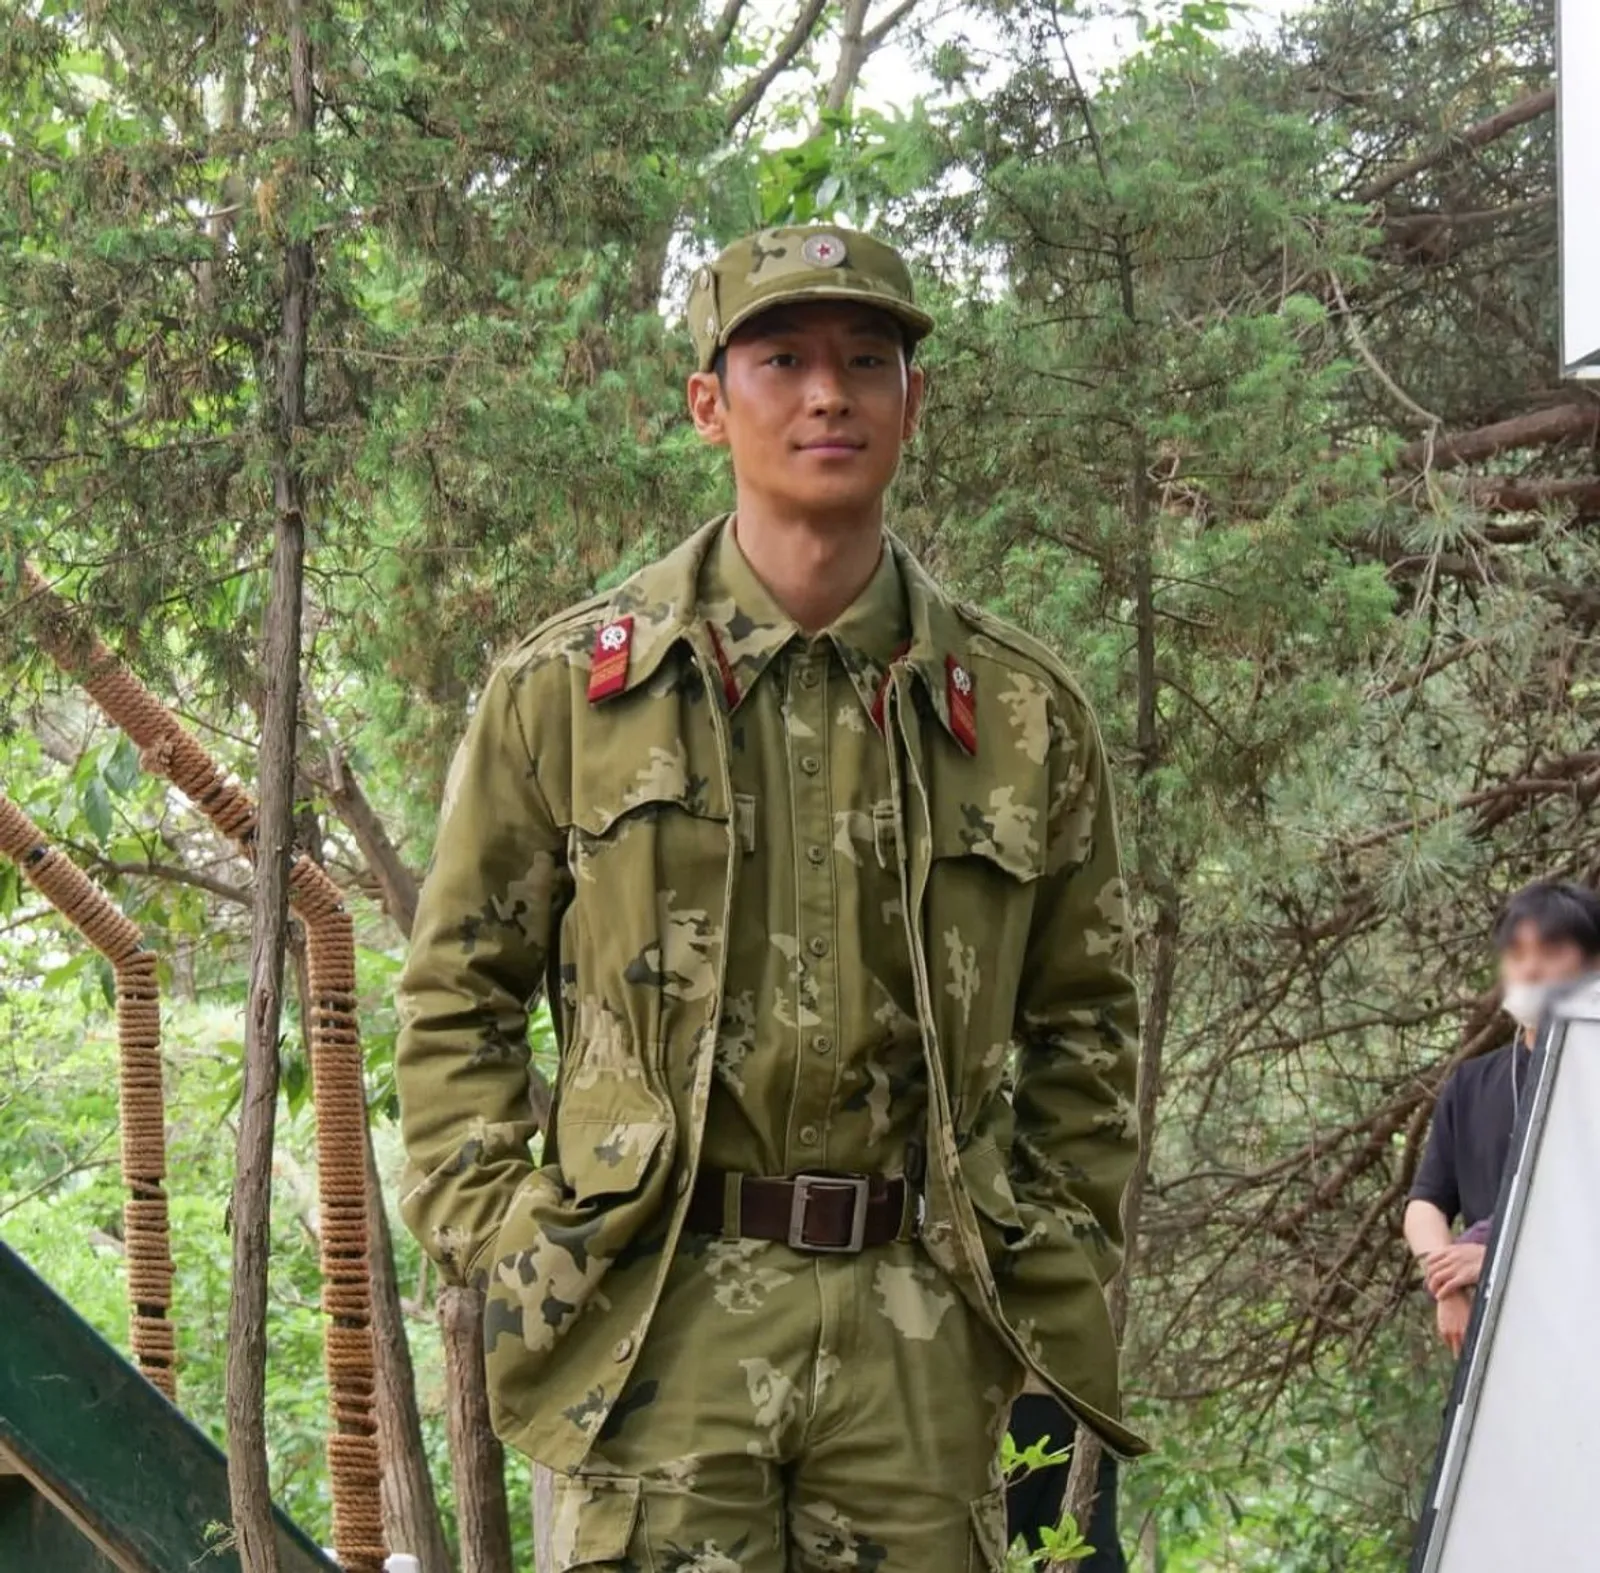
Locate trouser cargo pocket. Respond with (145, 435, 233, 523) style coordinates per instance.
(544, 1470, 643, 1572)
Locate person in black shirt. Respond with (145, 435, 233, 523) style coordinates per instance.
(1405, 881, 1600, 1354)
(1006, 1395, 1125, 1569)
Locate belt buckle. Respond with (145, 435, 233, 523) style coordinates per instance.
(788, 1173, 870, 1253)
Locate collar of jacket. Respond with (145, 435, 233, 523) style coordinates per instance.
(599, 514, 976, 751)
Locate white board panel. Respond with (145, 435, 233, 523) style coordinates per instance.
(1559, 0, 1600, 378)
(1416, 980, 1600, 1571)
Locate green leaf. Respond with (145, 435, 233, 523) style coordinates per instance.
(103, 735, 141, 795)
(95, 956, 115, 1009)
(82, 776, 113, 843)
(283, 1050, 310, 1116)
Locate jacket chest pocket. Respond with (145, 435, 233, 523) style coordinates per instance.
(563, 783, 731, 1040)
(561, 682, 734, 1077)
(922, 749, 1045, 1102)
(925, 741, 1048, 884)
(568, 784, 730, 886)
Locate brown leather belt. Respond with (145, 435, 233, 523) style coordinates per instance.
(686, 1169, 915, 1253)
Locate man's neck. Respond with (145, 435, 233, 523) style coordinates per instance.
(730, 501, 886, 634)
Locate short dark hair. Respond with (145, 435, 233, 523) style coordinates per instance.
(1493, 880, 1600, 957)
(710, 309, 917, 392)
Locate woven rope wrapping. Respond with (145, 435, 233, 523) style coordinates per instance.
(21, 565, 386, 1573)
(0, 797, 177, 1400)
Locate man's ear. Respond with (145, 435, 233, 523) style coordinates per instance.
(902, 363, 927, 442)
(688, 370, 728, 444)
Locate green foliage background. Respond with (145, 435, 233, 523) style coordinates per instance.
(2, 0, 1591, 1567)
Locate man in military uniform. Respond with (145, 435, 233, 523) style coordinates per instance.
(396, 224, 1146, 1571)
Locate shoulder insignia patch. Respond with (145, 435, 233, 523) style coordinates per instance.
(588, 617, 634, 703)
(946, 654, 977, 754)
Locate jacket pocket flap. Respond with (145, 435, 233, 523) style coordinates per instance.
(557, 1118, 670, 1205)
(550, 1470, 642, 1569)
(571, 740, 730, 837)
(929, 789, 1046, 882)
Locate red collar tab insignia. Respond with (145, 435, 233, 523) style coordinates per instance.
(945, 655, 977, 754)
(706, 623, 741, 710)
(870, 642, 912, 734)
(588, 616, 634, 703)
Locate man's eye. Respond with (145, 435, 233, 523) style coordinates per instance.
(766, 352, 799, 367)
(853, 354, 890, 368)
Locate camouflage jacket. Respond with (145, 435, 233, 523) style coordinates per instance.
(396, 516, 1148, 1469)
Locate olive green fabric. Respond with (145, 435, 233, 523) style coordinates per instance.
(543, 1237, 1022, 1571)
(686, 226, 935, 372)
(698, 523, 925, 1177)
(395, 514, 1147, 1474)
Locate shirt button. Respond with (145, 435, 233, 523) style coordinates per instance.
(811, 1034, 833, 1055)
(807, 936, 829, 959)
(613, 1337, 633, 1362)
(800, 668, 820, 689)
(798, 1124, 820, 1146)
(807, 843, 827, 865)
(800, 755, 822, 776)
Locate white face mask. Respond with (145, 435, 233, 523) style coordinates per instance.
(1503, 981, 1553, 1032)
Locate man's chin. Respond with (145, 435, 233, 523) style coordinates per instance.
(777, 475, 893, 522)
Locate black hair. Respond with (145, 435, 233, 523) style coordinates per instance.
(1493, 880, 1600, 958)
(710, 310, 917, 395)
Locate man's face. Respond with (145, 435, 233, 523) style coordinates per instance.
(687, 302, 924, 523)
(1499, 920, 1591, 988)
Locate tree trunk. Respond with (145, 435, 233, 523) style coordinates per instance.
(227, 365, 305, 1573)
(224, 5, 315, 1564)
(1058, 433, 1182, 1554)
(369, 1138, 454, 1573)
(1042, 40, 1181, 1555)
(321, 739, 420, 937)
(1138, 1512, 1160, 1572)
(825, 0, 869, 112)
(442, 1287, 515, 1573)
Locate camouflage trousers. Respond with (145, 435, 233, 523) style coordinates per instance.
(545, 1231, 1025, 1572)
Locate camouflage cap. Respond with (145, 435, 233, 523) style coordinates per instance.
(686, 225, 934, 373)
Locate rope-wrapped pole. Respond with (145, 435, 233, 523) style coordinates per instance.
(19, 564, 385, 1573)
(0, 796, 176, 1399)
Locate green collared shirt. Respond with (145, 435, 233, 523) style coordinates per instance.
(696, 520, 925, 1177)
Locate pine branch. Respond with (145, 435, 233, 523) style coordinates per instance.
(1354, 86, 1555, 204)
(1394, 402, 1599, 471)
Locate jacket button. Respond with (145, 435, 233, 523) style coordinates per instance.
(811, 1034, 833, 1055)
(807, 936, 829, 958)
(613, 1337, 633, 1362)
(798, 1124, 820, 1146)
(806, 843, 826, 865)
(800, 755, 822, 776)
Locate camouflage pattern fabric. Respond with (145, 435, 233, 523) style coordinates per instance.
(685, 225, 935, 372)
(395, 515, 1147, 1482)
(545, 1236, 1023, 1571)
(696, 522, 925, 1177)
